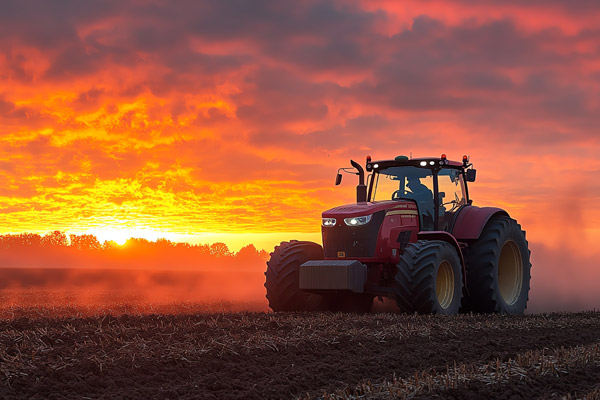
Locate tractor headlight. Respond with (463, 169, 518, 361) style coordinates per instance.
(322, 218, 336, 227)
(344, 215, 372, 226)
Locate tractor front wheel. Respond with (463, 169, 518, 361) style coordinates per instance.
(394, 240, 463, 314)
(265, 241, 329, 312)
(462, 216, 531, 314)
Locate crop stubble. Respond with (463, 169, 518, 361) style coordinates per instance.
(0, 309, 599, 399)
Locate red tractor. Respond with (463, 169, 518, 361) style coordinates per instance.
(265, 155, 531, 315)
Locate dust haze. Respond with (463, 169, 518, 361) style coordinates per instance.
(526, 241, 600, 313)
(0, 267, 268, 315)
(0, 235, 270, 315)
(0, 239, 597, 315)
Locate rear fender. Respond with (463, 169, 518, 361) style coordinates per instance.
(417, 231, 466, 286)
(452, 206, 509, 241)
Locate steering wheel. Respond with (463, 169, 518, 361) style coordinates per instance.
(442, 193, 462, 212)
(392, 189, 412, 200)
(450, 192, 463, 211)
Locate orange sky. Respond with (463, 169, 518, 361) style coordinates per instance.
(1, 0, 600, 307)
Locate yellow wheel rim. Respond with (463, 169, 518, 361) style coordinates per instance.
(436, 260, 454, 309)
(498, 240, 523, 305)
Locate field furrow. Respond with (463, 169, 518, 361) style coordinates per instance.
(0, 310, 598, 399)
(315, 343, 600, 399)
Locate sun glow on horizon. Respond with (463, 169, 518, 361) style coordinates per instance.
(77, 229, 321, 252)
(84, 227, 181, 246)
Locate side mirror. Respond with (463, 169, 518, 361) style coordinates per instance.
(335, 173, 342, 185)
(466, 169, 476, 182)
(439, 191, 445, 199)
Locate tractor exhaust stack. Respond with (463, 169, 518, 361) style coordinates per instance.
(350, 160, 367, 203)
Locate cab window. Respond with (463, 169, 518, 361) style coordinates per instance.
(437, 168, 467, 231)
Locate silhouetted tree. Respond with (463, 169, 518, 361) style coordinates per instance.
(69, 234, 102, 251)
(0, 233, 43, 249)
(209, 242, 231, 257)
(0, 231, 270, 269)
(17, 233, 42, 248)
(155, 238, 174, 248)
(236, 244, 258, 259)
(102, 240, 120, 250)
(41, 231, 69, 247)
(125, 238, 152, 248)
(194, 243, 211, 255)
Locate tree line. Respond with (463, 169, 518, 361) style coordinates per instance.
(0, 231, 269, 270)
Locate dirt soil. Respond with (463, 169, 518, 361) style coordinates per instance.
(0, 307, 599, 399)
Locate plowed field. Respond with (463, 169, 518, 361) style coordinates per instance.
(1, 308, 599, 399)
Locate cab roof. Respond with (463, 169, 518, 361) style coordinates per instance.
(368, 155, 465, 171)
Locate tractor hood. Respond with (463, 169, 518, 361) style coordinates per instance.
(321, 200, 419, 259)
(322, 200, 417, 219)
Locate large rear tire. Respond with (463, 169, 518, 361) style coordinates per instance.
(394, 240, 463, 315)
(265, 241, 329, 312)
(462, 216, 531, 314)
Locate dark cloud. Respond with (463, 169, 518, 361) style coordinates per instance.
(248, 114, 395, 151)
(1, 0, 382, 81)
(235, 68, 334, 125)
(181, 0, 380, 43)
(72, 88, 105, 111)
(462, 72, 514, 90)
(450, 0, 600, 17)
(0, 97, 15, 114)
(2, 0, 596, 128)
(1, 1, 599, 154)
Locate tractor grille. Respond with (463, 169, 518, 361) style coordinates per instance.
(322, 211, 385, 258)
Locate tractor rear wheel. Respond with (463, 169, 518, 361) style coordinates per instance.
(265, 240, 329, 312)
(462, 216, 531, 314)
(394, 240, 463, 314)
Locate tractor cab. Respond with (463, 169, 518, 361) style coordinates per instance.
(365, 155, 475, 232)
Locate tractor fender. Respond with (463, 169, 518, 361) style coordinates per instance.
(452, 206, 509, 240)
(416, 230, 466, 286)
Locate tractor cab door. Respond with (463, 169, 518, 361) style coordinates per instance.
(437, 168, 467, 232)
